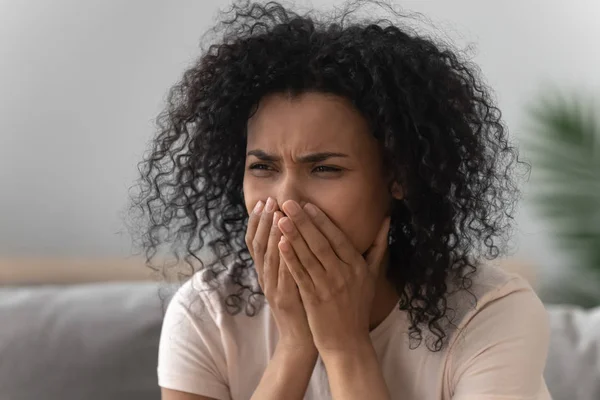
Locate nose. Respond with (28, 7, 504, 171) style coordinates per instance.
(274, 174, 307, 214)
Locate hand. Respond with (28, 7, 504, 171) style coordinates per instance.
(277, 200, 390, 356)
(246, 197, 315, 350)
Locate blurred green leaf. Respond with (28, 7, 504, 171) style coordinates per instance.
(523, 90, 600, 307)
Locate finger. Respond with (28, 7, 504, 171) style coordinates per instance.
(302, 203, 362, 265)
(263, 210, 283, 293)
(281, 200, 342, 276)
(277, 251, 301, 301)
(250, 197, 276, 288)
(245, 200, 265, 259)
(278, 236, 315, 296)
(364, 217, 391, 275)
(277, 215, 327, 290)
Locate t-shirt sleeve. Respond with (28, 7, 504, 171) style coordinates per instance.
(157, 280, 231, 400)
(448, 279, 552, 400)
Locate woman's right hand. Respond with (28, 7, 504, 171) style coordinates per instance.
(246, 197, 315, 350)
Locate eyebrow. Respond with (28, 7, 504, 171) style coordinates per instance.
(247, 149, 349, 163)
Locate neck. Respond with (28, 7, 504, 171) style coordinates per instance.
(368, 250, 400, 331)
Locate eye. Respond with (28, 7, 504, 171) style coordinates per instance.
(313, 166, 342, 173)
(249, 163, 271, 171)
(248, 163, 275, 177)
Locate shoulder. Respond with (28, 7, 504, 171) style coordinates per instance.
(159, 274, 225, 364)
(445, 262, 547, 330)
(163, 267, 266, 332)
(158, 269, 271, 397)
(440, 262, 550, 364)
(443, 264, 551, 398)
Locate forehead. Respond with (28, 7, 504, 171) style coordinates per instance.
(246, 92, 373, 153)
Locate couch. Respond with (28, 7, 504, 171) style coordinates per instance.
(1, 281, 599, 400)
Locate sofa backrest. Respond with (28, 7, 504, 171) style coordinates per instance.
(2, 282, 600, 400)
(0, 282, 166, 400)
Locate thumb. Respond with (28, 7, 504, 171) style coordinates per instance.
(364, 217, 391, 274)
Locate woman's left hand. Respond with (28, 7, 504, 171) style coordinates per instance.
(277, 200, 391, 356)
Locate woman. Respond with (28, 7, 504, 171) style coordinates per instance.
(128, 1, 551, 399)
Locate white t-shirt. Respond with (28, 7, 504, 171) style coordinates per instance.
(158, 263, 551, 400)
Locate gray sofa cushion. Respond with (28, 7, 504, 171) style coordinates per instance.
(545, 305, 600, 400)
(2, 281, 600, 400)
(0, 282, 165, 400)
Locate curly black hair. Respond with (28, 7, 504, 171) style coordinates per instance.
(126, 0, 526, 351)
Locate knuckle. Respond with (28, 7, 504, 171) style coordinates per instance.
(330, 276, 346, 292)
(355, 257, 367, 271)
(262, 250, 272, 267)
(331, 237, 349, 252)
(283, 222, 298, 238)
(264, 247, 279, 269)
(294, 211, 306, 223)
(293, 214, 308, 229)
(269, 224, 280, 238)
(312, 241, 330, 257)
(272, 297, 285, 310)
(252, 239, 264, 255)
(264, 254, 276, 271)
(332, 237, 346, 251)
(304, 293, 321, 306)
(260, 210, 272, 224)
(263, 287, 275, 299)
(353, 263, 367, 278)
(311, 212, 324, 225)
(272, 293, 293, 310)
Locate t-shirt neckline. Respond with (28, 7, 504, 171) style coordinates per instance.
(369, 300, 403, 341)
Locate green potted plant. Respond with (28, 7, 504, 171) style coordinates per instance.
(523, 90, 600, 307)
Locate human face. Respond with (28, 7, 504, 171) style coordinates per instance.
(243, 91, 393, 255)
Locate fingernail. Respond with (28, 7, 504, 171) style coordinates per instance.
(273, 211, 281, 226)
(279, 217, 294, 233)
(265, 197, 275, 212)
(279, 236, 289, 251)
(283, 201, 301, 216)
(253, 201, 264, 214)
(304, 203, 318, 218)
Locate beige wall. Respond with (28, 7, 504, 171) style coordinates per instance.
(0, 258, 155, 284)
(3, 1, 596, 293)
(0, 257, 537, 289)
